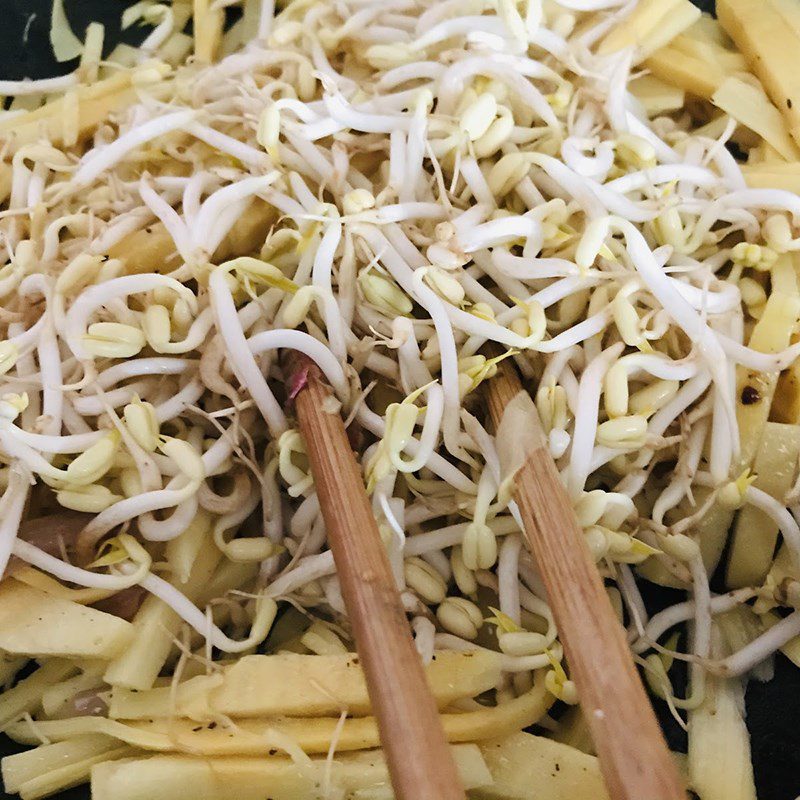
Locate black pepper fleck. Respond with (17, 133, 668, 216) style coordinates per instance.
(741, 385, 760, 405)
(789, 99, 794, 109)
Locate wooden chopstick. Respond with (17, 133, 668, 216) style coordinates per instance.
(287, 353, 466, 800)
(486, 356, 686, 800)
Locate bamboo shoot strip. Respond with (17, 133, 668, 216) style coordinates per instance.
(287, 352, 465, 800)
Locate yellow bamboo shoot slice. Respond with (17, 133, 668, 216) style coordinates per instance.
(718, 0, 800, 146)
(687, 629, 757, 800)
(727, 423, 800, 587)
(473, 732, 609, 800)
(103, 530, 222, 691)
(736, 258, 800, 468)
(107, 200, 274, 274)
(0, 73, 136, 150)
(193, 0, 224, 62)
(742, 162, 800, 193)
(90, 745, 492, 800)
(109, 650, 503, 720)
(0, 660, 77, 729)
(8, 677, 551, 755)
(669, 35, 749, 73)
(644, 46, 723, 101)
(0, 581, 132, 660)
(599, 0, 701, 62)
(629, 75, 685, 116)
(712, 78, 800, 161)
(2, 735, 135, 800)
(682, 14, 735, 48)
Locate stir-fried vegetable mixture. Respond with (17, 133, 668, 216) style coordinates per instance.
(1, 0, 800, 797)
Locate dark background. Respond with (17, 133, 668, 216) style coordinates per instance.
(0, 0, 798, 798)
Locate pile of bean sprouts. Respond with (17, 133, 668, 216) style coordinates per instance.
(3, 0, 800, 739)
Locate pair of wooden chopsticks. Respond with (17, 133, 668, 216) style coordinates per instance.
(11, 353, 685, 799)
(288, 353, 686, 800)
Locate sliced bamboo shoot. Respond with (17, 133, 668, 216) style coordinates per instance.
(0, 581, 132, 660)
(629, 75, 685, 116)
(0, 73, 136, 150)
(687, 629, 757, 800)
(599, 0, 701, 62)
(0, 660, 77, 729)
(742, 162, 800, 193)
(727, 423, 800, 588)
(109, 650, 502, 720)
(718, 0, 800, 146)
(2, 735, 134, 800)
(8, 678, 551, 755)
(103, 533, 222, 690)
(473, 732, 609, 800)
(712, 78, 800, 161)
(90, 745, 492, 800)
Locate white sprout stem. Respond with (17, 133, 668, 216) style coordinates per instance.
(95, 358, 194, 389)
(358, 226, 465, 459)
(208, 268, 288, 436)
(36, 317, 63, 439)
(322, 90, 414, 134)
(632, 589, 755, 654)
(186, 123, 266, 167)
(688, 553, 712, 691)
(652, 417, 709, 525)
(498, 533, 523, 625)
(140, 7, 174, 53)
(12, 539, 149, 590)
(247, 329, 348, 399)
(433, 633, 555, 672)
(389, 383, 445, 473)
(567, 342, 624, 498)
(0, 468, 30, 577)
(64, 274, 197, 361)
(155, 378, 205, 424)
(73, 381, 151, 416)
(711, 611, 800, 678)
(0, 75, 79, 95)
(138, 493, 200, 542)
(0, 426, 102, 455)
(143, 572, 276, 652)
(192, 172, 280, 252)
(81, 480, 201, 543)
(139, 180, 193, 262)
(75, 110, 197, 186)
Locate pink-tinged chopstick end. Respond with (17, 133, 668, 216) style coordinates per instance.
(288, 365, 310, 400)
